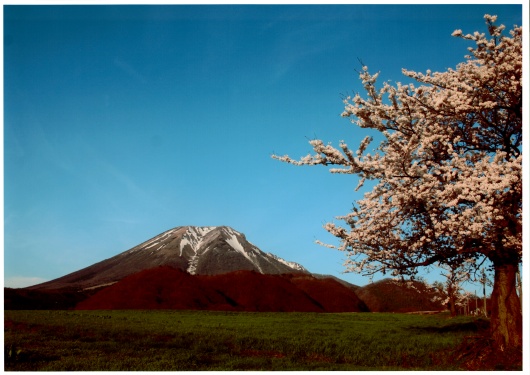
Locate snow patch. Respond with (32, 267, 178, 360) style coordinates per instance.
(266, 252, 307, 272)
(179, 238, 190, 256)
(187, 254, 199, 275)
(133, 227, 179, 252)
(83, 281, 118, 291)
(225, 233, 245, 254)
(195, 226, 216, 237)
(225, 233, 264, 273)
(184, 226, 217, 274)
(145, 241, 159, 250)
(182, 226, 217, 253)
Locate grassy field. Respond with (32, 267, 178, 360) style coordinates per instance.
(4, 310, 488, 371)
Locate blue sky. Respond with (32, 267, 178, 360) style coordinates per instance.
(3, 2, 524, 291)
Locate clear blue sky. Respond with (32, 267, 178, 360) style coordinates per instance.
(3, 2, 523, 290)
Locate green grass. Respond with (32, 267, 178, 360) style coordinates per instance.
(4, 310, 486, 370)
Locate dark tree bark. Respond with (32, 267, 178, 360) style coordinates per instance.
(489, 262, 522, 352)
(447, 284, 457, 317)
(448, 300, 457, 317)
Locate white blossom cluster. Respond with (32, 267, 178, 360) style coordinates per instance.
(273, 15, 522, 280)
(427, 262, 477, 307)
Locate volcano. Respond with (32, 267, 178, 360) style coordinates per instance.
(28, 226, 308, 291)
(7, 226, 447, 313)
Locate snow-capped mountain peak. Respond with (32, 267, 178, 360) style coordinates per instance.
(30, 225, 308, 290)
(176, 226, 307, 275)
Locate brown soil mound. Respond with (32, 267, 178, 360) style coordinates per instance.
(75, 267, 368, 312)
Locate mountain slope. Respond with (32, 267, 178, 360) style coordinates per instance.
(75, 267, 234, 310)
(29, 226, 307, 290)
(288, 274, 369, 312)
(75, 266, 368, 312)
(355, 279, 445, 313)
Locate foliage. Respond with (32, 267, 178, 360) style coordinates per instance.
(4, 310, 497, 371)
(429, 263, 471, 313)
(273, 14, 521, 279)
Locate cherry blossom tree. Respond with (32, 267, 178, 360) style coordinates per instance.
(431, 262, 474, 317)
(273, 15, 522, 352)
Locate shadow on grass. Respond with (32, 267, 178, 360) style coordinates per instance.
(409, 318, 490, 334)
(5, 344, 61, 370)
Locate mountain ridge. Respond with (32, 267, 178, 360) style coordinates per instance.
(74, 266, 369, 312)
(10, 225, 446, 314)
(28, 225, 308, 290)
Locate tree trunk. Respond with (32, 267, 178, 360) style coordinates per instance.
(452, 303, 457, 317)
(447, 284, 457, 317)
(447, 299, 457, 317)
(489, 262, 522, 352)
(516, 269, 522, 306)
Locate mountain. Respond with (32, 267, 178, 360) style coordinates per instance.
(75, 266, 369, 313)
(28, 226, 308, 291)
(355, 279, 445, 313)
(10, 225, 445, 314)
